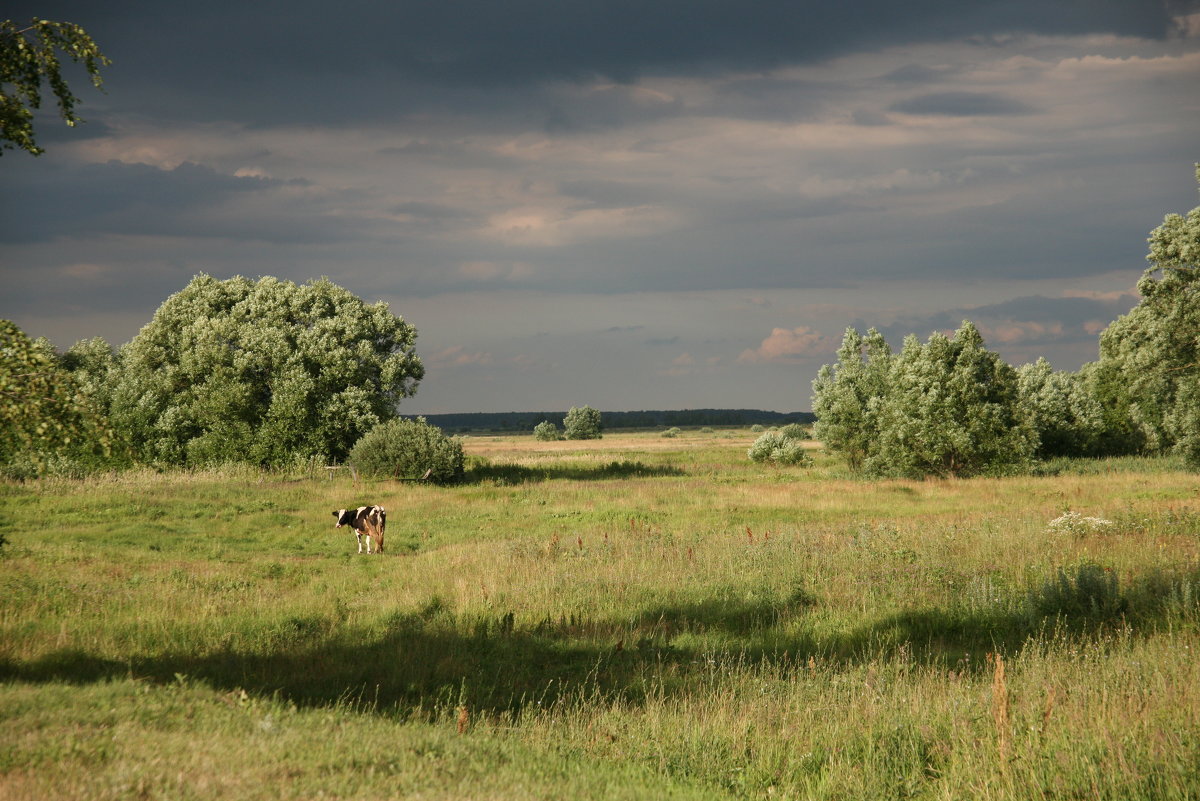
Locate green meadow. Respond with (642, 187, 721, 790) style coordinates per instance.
(2, 431, 1199, 800)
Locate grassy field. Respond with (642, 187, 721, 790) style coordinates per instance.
(2, 430, 1199, 800)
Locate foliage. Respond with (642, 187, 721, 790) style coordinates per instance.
(107, 275, 423, 467)
(812, 327, 892, 471)
(1073, 360, 1147, 457)
(349, 417, 464, 483)
(60, 336, 117, 398)
(661, 426, 682, 438)
(0, 18, 110, 156)
(532, 420, 562, 441)
(779, 423, 808, 440)
(747, 429, 811, 466)
(869, 322, 1035, 478)
(0, 319, 112, 476)
(1016, 358, 1106, 458)
(1096, 167, 1200, 467)
(814, 322, 1033, 477)
(562, 405, 602, 440)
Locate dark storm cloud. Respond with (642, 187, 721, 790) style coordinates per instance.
(27, 112, 115, 144)
(889, 91, 1036, 116)
(0, 160, 366, 246)
(9, 0, 1190, 125)
(710, 76, 834, 122)
(881, 64, 961, 84)
(541, 85, 685, 133)
(389, 201, 477, 221)
(557, 179, 671, 208)
(3, 0, 1196, 415)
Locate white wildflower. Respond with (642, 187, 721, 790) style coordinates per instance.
(1047, 511, 1115, 536)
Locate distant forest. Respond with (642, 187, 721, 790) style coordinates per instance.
(406, 409, 815, 433)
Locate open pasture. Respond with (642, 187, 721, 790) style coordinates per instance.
(2, 430, 1200, 799)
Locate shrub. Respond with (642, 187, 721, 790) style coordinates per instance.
(563, 406, 602, 440)
(533, 421, 562, 441)
(350, 417, 464, 483)
(780, 423, 809, 440)
(748, 430, 812, 466)
(661, 427, 683, 438)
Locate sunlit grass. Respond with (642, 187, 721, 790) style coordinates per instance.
(2, 431, 1199, 799)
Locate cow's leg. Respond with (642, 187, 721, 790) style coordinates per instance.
(356, 532, 364, 553)
(376, 530, 384, 554)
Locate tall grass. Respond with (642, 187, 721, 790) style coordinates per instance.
(2, 432, 1199, 799)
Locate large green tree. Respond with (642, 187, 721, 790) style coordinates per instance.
(813, 321, 1035, 477)
(1096, 166, 1200, 466)
(1016, 357, 1106, 459)
(0, 319, 111, 474)
(811, 327, 892, 472)
(868, 322, 1035, 478)
(1, 18, 109, 156)
(109, 275, 424, 467)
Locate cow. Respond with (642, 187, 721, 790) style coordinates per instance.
(332, 505, 386, 554)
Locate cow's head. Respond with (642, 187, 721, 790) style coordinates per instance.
(333, 509, 353, 528)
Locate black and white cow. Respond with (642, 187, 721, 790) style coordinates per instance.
(332, 505, 386, 554)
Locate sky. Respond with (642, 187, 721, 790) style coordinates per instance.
(2, 1, 1198, 414)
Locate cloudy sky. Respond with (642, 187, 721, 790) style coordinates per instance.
(2, 1, 1198, 414)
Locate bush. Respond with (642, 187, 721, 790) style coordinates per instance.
(350, 417, 464, 483)
(661, 427, 683, 438)
(780, 423, 809, 440)
(750, 424, 765, 433)
(533, 421, 562, 441)
(563, 406, 602, 440)
(748, 430, 812, 466)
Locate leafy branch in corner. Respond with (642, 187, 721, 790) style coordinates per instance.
(1, 17, 110, 156)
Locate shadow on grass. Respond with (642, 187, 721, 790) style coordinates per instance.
(3, 570, 1193, 718)
(465, 459, 686, 485)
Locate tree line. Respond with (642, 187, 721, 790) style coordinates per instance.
(2, 169, 1197, 480)
(415, 409, 813, 433)
(813, 167, 1200, 477)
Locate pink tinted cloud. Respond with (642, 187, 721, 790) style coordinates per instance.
(427, 345, 493, 367)
(979, 321, 1064, 344)
(738, 326, 830, 364)
(1062, 288, 1136, 302)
